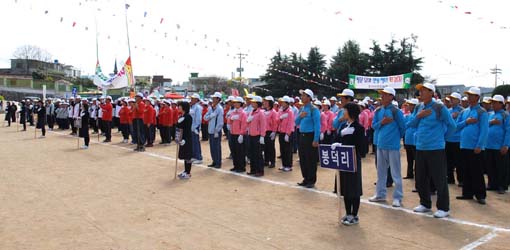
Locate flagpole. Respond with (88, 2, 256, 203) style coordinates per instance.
(124, 1, 135, 95)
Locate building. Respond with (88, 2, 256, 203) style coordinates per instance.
(5, 59, 81, 78)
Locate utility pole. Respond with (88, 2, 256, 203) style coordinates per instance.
(490, 65, 502, 87)
(235, 52, 247, 78)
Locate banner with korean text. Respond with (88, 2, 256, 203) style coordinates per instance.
(348, 73, 412, 90)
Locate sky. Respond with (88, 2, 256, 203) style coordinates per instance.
(0, 0, 508, 88)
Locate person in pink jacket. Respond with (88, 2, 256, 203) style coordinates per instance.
(359, 102, 371, 157)
(247, 96, 267, 177)
(263, 96, 279, 168)
(277, 96, 295, 172)
(228, 97, 248, 173)
(320, 100, 336, 144)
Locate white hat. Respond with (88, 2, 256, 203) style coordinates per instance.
(461, 96, 468, 101)
(232, 96, 244, 103)
(313, 100, 322, 106)
(359, 101, 367, 107)
(289, 97, 295, 103)
(416, 83, 436, 92)
(128, 98, 135, 103)
(136, 92, 144, 98)
(250, 96, 263, 103)
(378, 87, 396, 96)
(448, 92, 462, 100)
(299, 89, 314, 99)
(392, 100, 399, 107)
(322, 100, 331, 106)
(191, 93, 200, 99)
(491, 95, 505, 103)
(92, 98, 98, 101)
(279, 96, 292, 103)
(329, 96, 337, 101)
(482, 96, 492, 104)
(106, 96, 112, 100)
(75, 95, 82, 99)
(264, 96, 274, 102)
(246, 94, 254, 99)
(226, 96, 235, 102)
(211, 92, 222, 99)
(337, 89, 354, 97)
(464, 87, 481, 96)
(406, 98, 419, 105)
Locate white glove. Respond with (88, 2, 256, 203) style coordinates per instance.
(231, 115, 239, 121)
(320, 133, 324, 141)
(179, 139, 186, 146)
(279, 113, 289, 120)
(247, 116, 253, 122)
(214, 132, 219, 138)
(193, 129, 200, 135)
(284, 134, 290, 142)
(178, 117, 185, 123)
(237, 135, 244, 144)
(341, 127, 355, 137)
(259, 136, 265, 145)
(327, 130, 331, 135)
(270, 132, 276, 141)
(331, 143, 342, 150)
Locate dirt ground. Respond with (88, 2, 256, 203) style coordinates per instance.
(0, 116, 509, 250)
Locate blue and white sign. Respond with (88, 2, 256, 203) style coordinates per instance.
(319, 144, 357, 172)
(72, 87, 78, 97)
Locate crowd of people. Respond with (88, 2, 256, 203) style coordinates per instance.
(3, 84, 509, 226)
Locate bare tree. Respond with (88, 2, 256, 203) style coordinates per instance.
(12, 45, 53, 62)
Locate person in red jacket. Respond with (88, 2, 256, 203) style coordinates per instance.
(119, 99, 131, 143)
(143, 98, 156, 147)
(101, 96, 114, 142)
(133, 93, 146, 152)
(201, 101, 209, 141)
(158, 100, 172, 145)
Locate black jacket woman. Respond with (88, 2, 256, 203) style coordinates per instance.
(20, 101, 27, 131)
(176, 101, 193, 179)
(79, 103, 90, 149)
(35, 100, 47, 137)
(332, 102, 366, 226)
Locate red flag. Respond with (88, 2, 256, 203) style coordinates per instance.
(160, 18, 164, 24)
(72, 22, 76, 27)
(464, 11, 472, 14)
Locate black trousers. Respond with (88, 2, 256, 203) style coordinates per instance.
(486, 149, 509, 190)
(170, 126, 176, 141)
(460, 149, 486, 199)
(231, 134, 246, 171)
(185, 161, 192, 174)
(159, 126, 169, 143)
(445, 142, 463, 183)
(404, 144, 416, 178)
(104, 120, 112, 140)
(263, 131, 276, 166)
(46, 115, 55, 129)
(344, 197, 360, 216)
(415, 150, 450, 211)
(69, 118, 76, 133)
(90, 118, 98, 133)
(145, 124, 155, 144)
(278, 133, 293, 168)
(84, 136, 90, 146)
(298, 133, 318, 185)
(98, 118, 104, 134)
(113, 117, 120, 130)
(249, 135, 263, 174)
(120, 123, 130, 140)
(201, 123, 209, 140)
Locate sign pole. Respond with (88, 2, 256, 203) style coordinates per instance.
(174, 144, 180, 179)
(337, 171, 342, 223)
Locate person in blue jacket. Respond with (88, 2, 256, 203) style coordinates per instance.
(455, 87, 489, 205)
(403, 98, 419, 179)
(485, 95, 510, 194)
(407, 83, 456, 218)
(368, 87, 406, 208)
(445, 92, 464, 185)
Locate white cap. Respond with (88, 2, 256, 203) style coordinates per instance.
(464, 87, 481, 96)
(246, 94, 254, 99)
(264, 96, 274, 102)
(75, 95, 82, 99)
(329, 96, 337, 101)
(416, 83, 436, 92)
(136, 92, 144, 98)
(279, 96, 292, 103)
(392, 100, 399, 107)
(289, 97, 295, 103)
(92, 98, 98, 101)
(191, 93, 200, 99)
(378, 87, 396, 96)
(232, 96, 244, 103)
(106, 96, 112, 100)
(491, 95, 505, 103)
(359, 101, 367, 107)
(313, 100, 322, 106)
(211, 92, 222, 99)
(337, 89, 354, 98)
(226, 96, 234, 102)
(406, 98, 419, 105)
(322, 100, 331, 106)
(482, 96, 492, 104)
(299, 89, 314, 99)
(250, 96, 263, 103)
(449, 92, 462, 100)
(462, 96, 468, 101)
(128, 98, 135, 103)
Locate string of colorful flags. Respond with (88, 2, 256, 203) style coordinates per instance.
(436, 0, 509, 30)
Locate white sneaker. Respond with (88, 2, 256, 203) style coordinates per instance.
(193, 160, 203, 165)
(178, 172, 191, 179)
(433, 210, 450, 218)
(413, 205, 432, 213)
(368, 195, 386, 202)
(81, 145, 89, 149)
(392, 199, 402, 207)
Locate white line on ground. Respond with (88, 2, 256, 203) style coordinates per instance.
(51, 131, 510, 235)
(460, 230, 499, 250)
